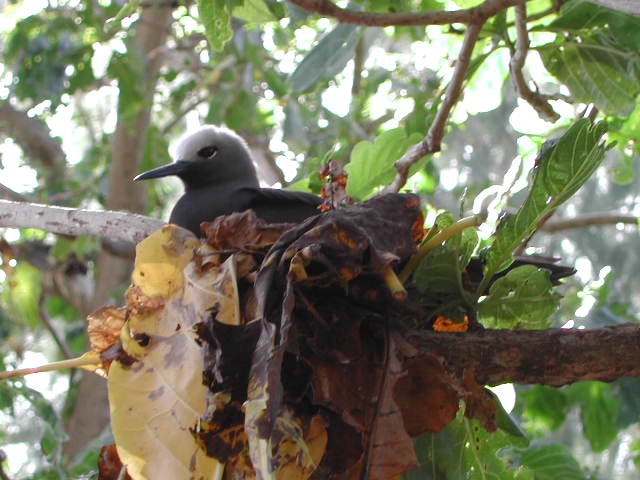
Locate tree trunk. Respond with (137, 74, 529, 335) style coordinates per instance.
(63, 3, 174, 460)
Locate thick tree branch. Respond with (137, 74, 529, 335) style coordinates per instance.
(411, 324, 640, 386)
(288, 0, 527, 26)
(541, 212, 639, 232)
(0, 103, 66, 186)
(509, 3, 559, 122)
(0, 182, 33, 202)
(0, 200, 164, 244)
(385, 23, 482, 193)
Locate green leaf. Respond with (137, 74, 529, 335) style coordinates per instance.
(233, 0, 275, 23)
(478, 266, 561, 329)
(408, 413, 531, 479)
(345, 129, 424, 200)
(287, 24, 360, 93)
(5, 262, 43, 328)
(413, 213, 478, 297)
(106, 0, 141, 30)
(521, 385, 568, 432)
(578, 382, 620, 452)
(516, 444, 587, 480)
(199, 0, 240, 53)
(547, 0, 640, 50)
(611, 153, 635, 185)
(539, 35, 640, 116)
(538, 2, 640, 118)
(485, 388, 528, 439)
(483, 120, 608, 283)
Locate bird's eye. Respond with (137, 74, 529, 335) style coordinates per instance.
(197, 146, 218, 159)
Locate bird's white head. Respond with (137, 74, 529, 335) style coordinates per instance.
(175, 125, 251, 164)
(134, 125, 259, 188)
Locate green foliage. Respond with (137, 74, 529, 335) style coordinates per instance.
(3, 262, 43, 328)
(521, 385, 569, 433)
(514, 444, 587, 480)
(345, 128, 424, 200)
(233, 0, 277, 24)
(287, 24, 361, 93)
(483, 119, 608, 284)
(5, 12, 95, 106)
(413, 212, 477, 297)
(199, 0, 243, 52)
(538, 0, 640, 115)
(478, 265, 560, 329)
(408, 412, 531, 479)
(571, 382, 620, 452)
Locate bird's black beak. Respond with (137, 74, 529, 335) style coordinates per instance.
(133, 160, 191, 181)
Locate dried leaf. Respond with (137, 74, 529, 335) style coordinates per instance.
(109, 226, 234, 480)
(87, 306, 126, 353)
(98, 444, 132, 480)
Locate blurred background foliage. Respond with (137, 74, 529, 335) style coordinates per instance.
(0, 0, 638, 478)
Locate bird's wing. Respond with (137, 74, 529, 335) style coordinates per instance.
(239, 187, 322, 224)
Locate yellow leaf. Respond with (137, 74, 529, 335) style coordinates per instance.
(131, 225, 199, 297)
(276, 414, 328, 480)
(109, 226, 241, 480)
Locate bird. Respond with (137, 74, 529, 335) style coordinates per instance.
(134, 125, 322, 236)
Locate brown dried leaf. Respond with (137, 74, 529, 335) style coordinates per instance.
(461, 370, 497, 432)
(203, 210, 292, 252)
(394, 355, 460, 436)
(98, 444, 132, 480)
(242, 194, 422, 479)
(87, 306, 126, 354)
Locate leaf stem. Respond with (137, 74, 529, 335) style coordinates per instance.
(0, 352, 101, 380)
(400, 214, 484, 284)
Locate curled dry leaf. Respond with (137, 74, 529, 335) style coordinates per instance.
(98, 444, 132, 480)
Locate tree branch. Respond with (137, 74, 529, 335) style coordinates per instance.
(410, 324, 640, 386)
(541, 212, 639, 232)
(288, 0, 527, 26)
(0, 103, 66, 186)
(509, 3, 559, 122)
(0, 182, 33, 202)
(0, 200, 164, 244)
(385, 23, 482, 193)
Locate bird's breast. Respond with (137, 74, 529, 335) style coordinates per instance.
(168, 186, 254, 236)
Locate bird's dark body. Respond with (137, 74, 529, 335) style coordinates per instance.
(169, 184, 322, 235)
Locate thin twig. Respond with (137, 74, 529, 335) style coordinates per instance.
(384, 23, 483, 193)
(541, 212, 640, 233)
(288, 0, 527, 26)
(509, 3, 559, 122)
(38, 296, 73, 360)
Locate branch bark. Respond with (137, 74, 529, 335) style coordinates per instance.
(410, 324, 640, 386)
(288, 0, 527, 26)
(385, 23, 482, 193)
(509, 3, 559, 122)
(0, 200, 164, 244)
(0, 102, 66, 186)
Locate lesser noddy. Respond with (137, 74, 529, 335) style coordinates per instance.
(134, 125, 322, 236)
